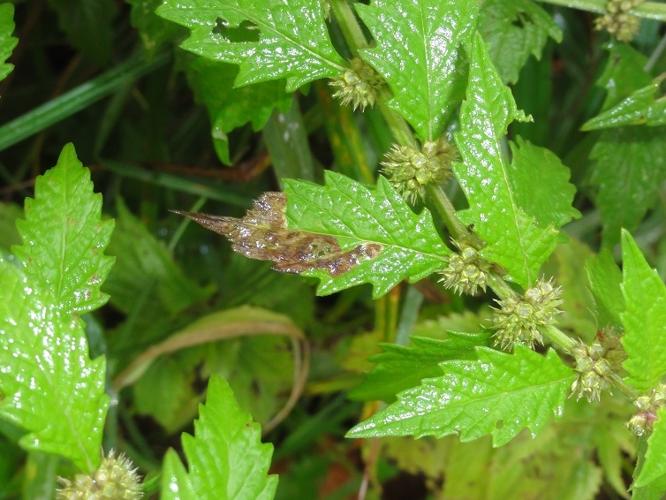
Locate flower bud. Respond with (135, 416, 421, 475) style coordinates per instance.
(492, 278, 562, 350)
(571, 340, 613, 403)
(381, 138, 457, 203)
(439, 241, 490, 296)
(57, 451, 142, 500)
(627, 384, 666, 437)
(595, 0, 644, 42)
(330, 58, 383, 111)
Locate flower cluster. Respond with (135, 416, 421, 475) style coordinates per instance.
(381, 138, 457, 203)
(330, 58, 383, 111)
(570, 340, 613, 403)
(492, 279, 562, 350)
(595, 0, 644, 42)
(627, 385, 666, 437)
(439, 241, 490, 296)
(57, 451, 142, 500)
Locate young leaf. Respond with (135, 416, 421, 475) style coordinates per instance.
(157, 0, 346, 92)
(582, 76, 666, 131)
(589, 127, 666, 246)
(478, 0, 562, 84)
(0, 3, 17, 82)
(635, 409, 666, 488)
(347, 346, 574, 447)
(184, 56, 290, 165)
(620, 231, 666, 391)
(180, 172, 450, 298)
(586, 249, 625, 327)
(14, 145, 115, 316)
(455, 34, 574, 287)
(349, 332, 491, 402)
(355, 0, 479, 140)
(161, 376, 278, 500)
(0, 145, 112, 472)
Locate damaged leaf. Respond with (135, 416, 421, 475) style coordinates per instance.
(177, 172, 450, 297)
(176, 193, 382, 278)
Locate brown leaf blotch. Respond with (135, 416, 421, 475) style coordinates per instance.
(174, 193, 382, 277)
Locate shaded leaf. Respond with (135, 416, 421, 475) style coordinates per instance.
(620, 230, 666, 391)
(583, 75, 666, 130)
(48, 0, 116, 64)
(508, 138, 580, 228)
(0, 203, 21, 250)
(588, 126, 666, 246)
(161, 376, 278, 499)
(0, 3, 17, 82)
(103, 200, 210, 324)
(157, 0, 345, 91)
(542, 238, 596, 339)
(349, 332, 490, 402)
(586, 249, 625, 327)
(355, 0, 479, 140)
(128, 0, 182, 51)
(596, 43, 651, 109)
(347, 346, 574, 447)
(479, 0, 562, 84)
(184, 55, 290, 165)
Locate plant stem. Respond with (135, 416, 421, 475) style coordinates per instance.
(0, 50, 169, 152)
(535, 0, 666, 21)
(543, 325, 577, 354)
(426, 184, 472, 241)
(330, 0, 369, 54)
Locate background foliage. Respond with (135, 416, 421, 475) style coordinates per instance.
(0, 0, 665, 498)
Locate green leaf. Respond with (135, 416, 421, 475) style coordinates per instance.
(583, 76, 666, 131)
(0, 3, 17, 82)
(479, 0, 562, 84)
(589, 127, 666, 246)
(586, 249, 625, 327)
(13, 144, 115, 316)
(636, 409, 666, 488)
(355, 0, 479, 140)
(284, 171, 450, 297)
(621, 230, 666, 391)
(48, 0, 117, 65)
(347, 346, 574, 447)
(0, 265, 108, 472)
(184, 55, 290, 165)
(508, 138, 580, 228)
(0, 145, 112, 472)
(161, 376, 278, 500)
(454, 34, 570, 287)
(349, 332, 490, 402)
(157, 0, 345, 92)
